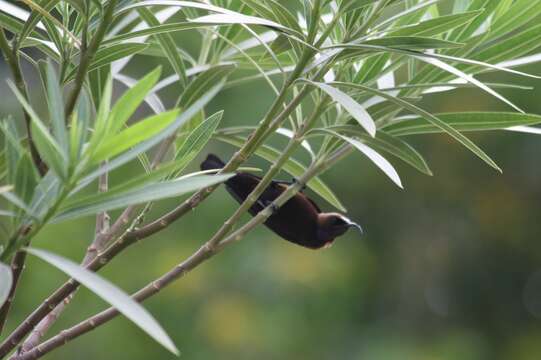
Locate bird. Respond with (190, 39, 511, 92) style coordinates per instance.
(200, 153, 363, 249)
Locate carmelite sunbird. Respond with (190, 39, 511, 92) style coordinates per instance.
(201, 154, 363, 249)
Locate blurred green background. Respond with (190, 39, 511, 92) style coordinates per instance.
(2, 48, 541, 360)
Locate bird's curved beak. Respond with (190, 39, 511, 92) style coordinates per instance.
(338, 215, 363, 235)
(347, 222, 363, 235)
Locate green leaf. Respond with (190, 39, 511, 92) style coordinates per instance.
(115, 74, 165, 114)
(25, 248, 179, 355)
(0, 188, 34, 217)
(174, 111, 223, 174)
(215, 134, 347, 212)
(448, 0, 500, 41)
(137, 8, 187, 88)
(412, 55, 523, 113)
(340, 0, 378, 12)
(179, 64, 236, 108)
(327, 44, 535, 111)
(88, 65, 111, 110)
(332, 82, 502, 172)
(326, 126, 432, 175)
(490, 0, 541, 41)
(91, 109, 180, 163)
(76, 81, 225, 193)
(70, 90, 91, 163)
(354, 53, 390, 84)
(86, 74, 113, 158)
(1, 119, 23, 185)
(316, 130, 403, 188)
(189, 13, 290, 33)
(302, 80, 376, 137)
(65, 43, 149, 82)
(44, 61, 68, 153)
(385, 112, 541, 136)
(361, 36, 464, 49)
(107, 67, 162, 135)
(240, 0, 303, 35)
(7, 82, 68, 178)
(387, 10, 483, 37)
(17, 0, 59, 46)
(473, 23, 541, 69)
(56, 174, 234, 222)
(374, 0, 441, 31)
(103, 22, 200, 46)
(0, 262, 12, 308)
(14, 153, 39, 205)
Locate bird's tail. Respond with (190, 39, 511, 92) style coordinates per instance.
(200, 153, 226, 171)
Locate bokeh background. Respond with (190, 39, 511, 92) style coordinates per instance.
(2, 27, 541, 360)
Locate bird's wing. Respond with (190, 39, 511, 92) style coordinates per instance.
(269, 181, 321, 213)
(305, 196, 322, 213)
(225, 172, 267, 215)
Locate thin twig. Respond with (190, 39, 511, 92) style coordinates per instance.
(0, 251, 26, 336)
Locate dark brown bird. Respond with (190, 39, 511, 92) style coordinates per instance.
(201, 154, 363, 249)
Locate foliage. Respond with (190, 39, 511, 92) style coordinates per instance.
(0, 0, 540, 358)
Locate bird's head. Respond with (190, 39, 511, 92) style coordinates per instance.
(316, 213, 363, 246)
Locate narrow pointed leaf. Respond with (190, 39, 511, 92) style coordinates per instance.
(137, 8, 187, 88)
(65, 43, 149, 82)
(91, 109, 179, 163)
(25, 248, 179, 355)
(45, 61, 68, 152)
(56, 174, 234, 222)
(302, 80, 376, 137)
(385, 112, 541, 136)
(319, 130, 403, 188)
(332, 82, 502, 172)
(108, 67, 162, 134)
(362, 36, 464, 49)
(325, 126, 432, 175)
(190, 13, 289, 32)
(387, 10, 483, 37)
(75, 82, 225, 193)
(7, 81, 67, 178)
(174, 111, 223, 174)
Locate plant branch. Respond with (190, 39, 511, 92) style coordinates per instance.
(0, 27, 44, 335)
(0, 17, 329, 356)
(196, 101, 327, 254)
(12, 143, 350, 360)
(0, 251, 26, 336)
(18, 167, 110, 354)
